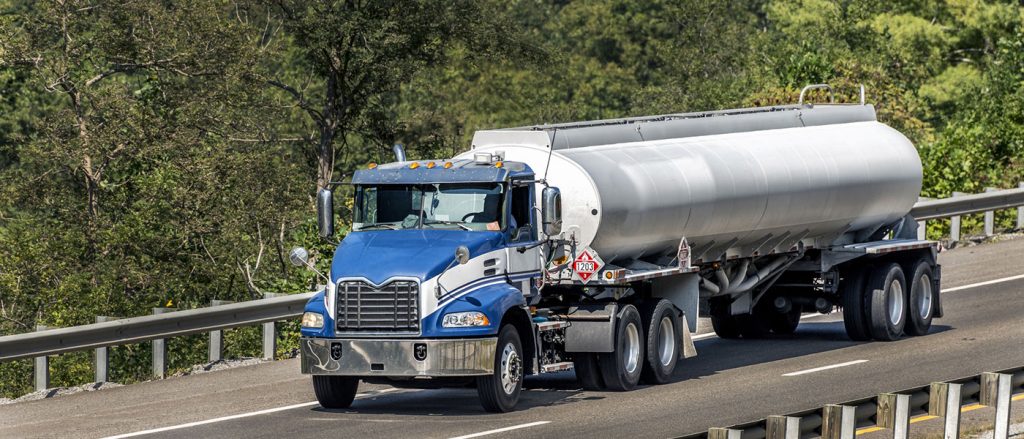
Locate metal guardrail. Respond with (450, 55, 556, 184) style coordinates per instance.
(688, 366, 1024, 439)
(0, 184, 1022, 389)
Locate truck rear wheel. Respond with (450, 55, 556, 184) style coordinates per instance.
(867, 263, 908, 341)
(477, 324, 523, 412)
(312, 375, 359, 409)
(573, 353, 605, 390)
(709, 299, 742, 339)
(905, 260, 935, 336)
(599, 304, 644, 391)
(769, 307, 801, 335)
(640, 299, 680, 384)
(840, 266, 872, 341)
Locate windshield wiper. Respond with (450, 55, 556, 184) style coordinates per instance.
(423, 220, 472, 231)
(359, 223, 398, 230)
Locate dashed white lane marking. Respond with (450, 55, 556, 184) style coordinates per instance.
(101, 388, 402, 438)
(942, 273, 1024, 293)
(448, 421, 551, 439)
(782, 359, 869, 377)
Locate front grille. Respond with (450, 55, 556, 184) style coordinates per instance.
(336, 280, 419, 333)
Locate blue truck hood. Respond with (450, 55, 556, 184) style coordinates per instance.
(330, 230, 504, 285)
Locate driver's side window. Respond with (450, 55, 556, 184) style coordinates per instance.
(509, 183, 533, 242)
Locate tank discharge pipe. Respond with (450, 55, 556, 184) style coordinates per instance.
(728, 256, 790, 294)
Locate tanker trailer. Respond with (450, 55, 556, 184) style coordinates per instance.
(296, 85, 940, 412)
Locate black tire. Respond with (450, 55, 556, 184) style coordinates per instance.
(905, 260, 936, 336)
(639, 300, 681, 385)
(867, 263, 908, 341)
(312, 375, 359, 409)
(573, 353, 605, 390)
(599, 304, 645, 391)
(840, 266, 872, 341)
(710, 300, 742, 339)
(477, 324, 524, 412)
(769, 306, 801, 335)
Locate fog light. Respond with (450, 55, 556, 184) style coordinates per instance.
(301, 312, 324, 329)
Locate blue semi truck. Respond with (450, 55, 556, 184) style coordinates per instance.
(294, 96, 941, 412)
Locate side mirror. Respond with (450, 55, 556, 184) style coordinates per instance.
(455, 246, 470, 265)
(288, 247, 309, 267)
(542, 187, 562, 237)
(317, 188, 335, 238)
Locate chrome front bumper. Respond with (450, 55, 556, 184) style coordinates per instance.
(299, 337, 496, 377)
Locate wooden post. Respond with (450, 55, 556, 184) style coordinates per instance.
(822, 404, 856, 439)
(766, 415, 801, 439)
(708, 428, 742, 439)
(980, 372, 1012, 439)
(877, 393, 911, 439)
(929, 382, 962, 439)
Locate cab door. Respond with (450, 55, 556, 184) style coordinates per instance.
(505, 180, 542, 296)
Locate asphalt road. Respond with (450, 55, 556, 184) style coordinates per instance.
(2, 238, 1024, 439)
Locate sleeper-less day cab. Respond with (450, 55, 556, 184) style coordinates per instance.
(294, 85, 941, 412)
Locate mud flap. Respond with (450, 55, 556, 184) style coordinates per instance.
(680, 313, 697, 359)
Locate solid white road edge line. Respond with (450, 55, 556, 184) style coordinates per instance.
(448, 421, 551, 439)
(100, 388, 402, 439)
(782, 359, 869, 377)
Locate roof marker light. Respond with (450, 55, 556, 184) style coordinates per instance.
(494, 161, 503, 168)
(409, 162, 420, 169)
(426, 161, 436, 169)
(367, 163, 378, 169)
(443, 162, 453, 169)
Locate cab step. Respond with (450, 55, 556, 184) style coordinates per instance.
(540, 361, 574, 373)
(535, 320, 569, 332)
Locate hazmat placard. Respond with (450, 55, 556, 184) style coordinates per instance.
(571, 249, 604, 283)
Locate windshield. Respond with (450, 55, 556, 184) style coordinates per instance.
(353, 183, 505, 232)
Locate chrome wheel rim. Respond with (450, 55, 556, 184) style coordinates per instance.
(499, 343, 521, 395)
(918, 274, 932, 320)
(624, 322, 640, 374)
(888, 279, 905, 325)
(658, 317, 675, 366)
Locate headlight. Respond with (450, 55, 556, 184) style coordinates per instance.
(442, 311, 490, 328)
(301, 312, 324, 329)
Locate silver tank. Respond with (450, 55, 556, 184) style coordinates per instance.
(465, 104, 923, 264)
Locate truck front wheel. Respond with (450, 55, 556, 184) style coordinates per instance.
(312, 375, 359, 409)
(477, 324, 523, 412)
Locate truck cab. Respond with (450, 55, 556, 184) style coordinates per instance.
(297, 151, 560, 412)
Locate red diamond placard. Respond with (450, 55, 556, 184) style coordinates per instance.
(571, 249, 604, 283)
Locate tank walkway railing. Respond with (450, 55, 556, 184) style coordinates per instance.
(1, 185, 1023, 393)
(685, 366, 1024, 439)
(911, 183, 1024, 242)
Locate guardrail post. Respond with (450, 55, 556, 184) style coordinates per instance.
(708, 427, 742, 439)
(822, 404, 856, 439)
(917, 197, 931, 240)
(950, 192, 967, 242)
(766, 415, 801, 439)
(980, 372, 1012, 439)
(984, 188, 998, 237)
(263, 293, 280, 360)
(94, 316, 117, 383)
(34, 325, 49, 391)
(208, 300, 234, 362)
(1018, 182, 1024, 230)
(929, 381, 962, 439)
(152, 307, 177, 378)
(878, 393, 911, 439)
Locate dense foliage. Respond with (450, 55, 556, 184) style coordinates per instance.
(0, 0, 1021, 397)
